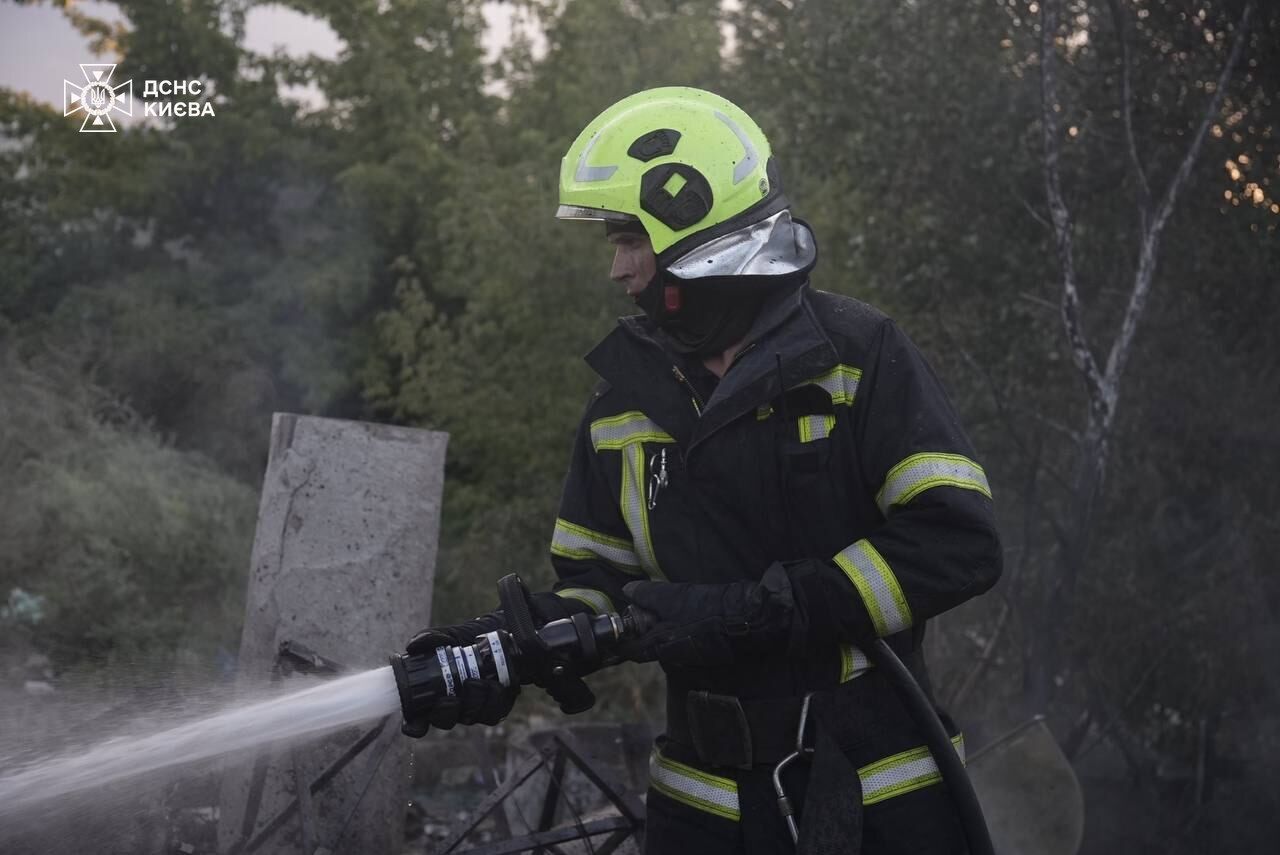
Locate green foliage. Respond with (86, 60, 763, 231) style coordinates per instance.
(0, 352, 256, 665)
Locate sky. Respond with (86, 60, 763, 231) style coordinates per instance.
(0, 1, 524, 110)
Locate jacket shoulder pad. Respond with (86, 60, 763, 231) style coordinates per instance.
(806, 289, 890, 357)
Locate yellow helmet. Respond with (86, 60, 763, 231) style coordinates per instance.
(556, 87, 787, 265)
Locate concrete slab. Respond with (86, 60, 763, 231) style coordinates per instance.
(218, 414, 446, 855)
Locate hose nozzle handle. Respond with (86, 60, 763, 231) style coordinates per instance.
(497, 573, 547, 654)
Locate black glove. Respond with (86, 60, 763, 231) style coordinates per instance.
(619, 563, 796, 667)
(401, 593, 598, 730)
(400, 676, 520, 738)
(401, 618, 520, 738)
(405, 614, 506, 656)
(509, 593, 599, 716)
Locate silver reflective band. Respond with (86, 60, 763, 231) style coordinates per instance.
(649, 751, 740, 821)
(806, 364, 862, 407)
(714, 109, 759, 185)
(574, 132, 618, 182)
(589, 411, 676, 451)
(798, 414, 834, 442)
(551, 517, 641, 574)
(484, 631, 511, 688)
(648, 736, 964, 818)
(666, 211, 816, 279)
(436, 646, 456, 697)
(877, 452, 992, 516)
(859, 735, 966, 805)
(621, 443, 664, 578)
(587, 411, 673, 579)
(834, 540, 912, 637)
(839, 644, 872, 683)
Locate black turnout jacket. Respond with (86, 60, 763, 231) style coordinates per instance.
(540, 281, 1002, 851)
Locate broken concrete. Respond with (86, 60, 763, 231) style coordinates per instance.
(218, 414, 447, 855)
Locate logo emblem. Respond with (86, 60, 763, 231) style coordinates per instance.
(63, 64, 133, 133)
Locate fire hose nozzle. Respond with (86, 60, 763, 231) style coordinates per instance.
(391, 608, 639, 727)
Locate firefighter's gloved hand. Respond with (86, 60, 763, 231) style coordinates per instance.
(620, 563, 795, 667)
(527, 663, 597, 715)
(401, 678, 520, 738)
(402, 613, 519, 738)
(405, 615, 504, 655)
(402, 596, 592, 725)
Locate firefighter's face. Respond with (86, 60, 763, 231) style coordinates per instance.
(608, 232, 656, 298)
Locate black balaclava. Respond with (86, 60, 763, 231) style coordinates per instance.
(633, 271, 788, 357)
(608, 223, 812, 358)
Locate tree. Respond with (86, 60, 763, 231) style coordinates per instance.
(1028, 0, 1257, 716)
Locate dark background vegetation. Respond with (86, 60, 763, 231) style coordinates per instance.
(1, 0, 1276, 852)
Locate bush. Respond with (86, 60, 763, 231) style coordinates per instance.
(0, 351, 257, 669)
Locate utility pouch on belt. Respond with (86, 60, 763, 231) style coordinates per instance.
(686, 691, 754, 770)
(680, 690, 811, 769)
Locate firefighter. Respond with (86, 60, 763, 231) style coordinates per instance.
(404, 87, 1002, 854)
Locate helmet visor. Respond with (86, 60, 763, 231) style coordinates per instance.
(555, 204, 641, 224)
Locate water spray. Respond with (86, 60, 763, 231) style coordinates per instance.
(0, 667, 401, 820)
(0, 573, 643, 825)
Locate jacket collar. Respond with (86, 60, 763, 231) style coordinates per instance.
(585, 282, 839, 454)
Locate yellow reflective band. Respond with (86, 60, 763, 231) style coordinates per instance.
(649, 750, 740, 821)
(762, 365, 860, 422)
(620, 443, 665, 579)
(834, 540, 912, 636)
(839, 643, 872, 683)
(876, 452, 992, 516)
(859, 735, 965, 806)
(797, 414, 836, 443)
(590, 411, 676, 451)
(550, 518, 643, 575)
(555, 587, 615, 615)
(805, 364, 862, 407)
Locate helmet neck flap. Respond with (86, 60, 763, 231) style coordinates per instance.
(635, 211, 818, 357)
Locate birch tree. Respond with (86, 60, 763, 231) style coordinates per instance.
(1027, 0, 1257, 715)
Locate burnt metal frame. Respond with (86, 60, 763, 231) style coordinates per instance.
(229, 640, 396, 855)
(231, 641, 646, 855)
(435, 731, 646, 855)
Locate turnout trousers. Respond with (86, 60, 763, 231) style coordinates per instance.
(642, 671, 969, 855)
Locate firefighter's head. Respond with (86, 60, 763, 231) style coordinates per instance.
(557, 87, 816, 357)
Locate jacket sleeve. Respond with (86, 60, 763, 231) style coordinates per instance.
(538, 392, 648, 621)
(794, 320, 1003, 646)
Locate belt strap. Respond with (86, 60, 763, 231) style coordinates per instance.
(665, 646, 929, 770)
(668, 690, 813, 768)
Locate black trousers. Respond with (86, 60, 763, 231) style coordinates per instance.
(644, 772, 968, 855)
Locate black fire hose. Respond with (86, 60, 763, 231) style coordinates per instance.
(866, 638, 994, 855)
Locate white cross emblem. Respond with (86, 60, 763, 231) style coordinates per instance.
(63, 63, 133, 133)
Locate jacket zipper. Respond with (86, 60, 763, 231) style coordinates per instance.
(670, 365, 705, 416)
(730, 342, 758, 369)
(670, 342, 757, 417)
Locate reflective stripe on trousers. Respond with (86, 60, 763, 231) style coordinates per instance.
(649, 734, 965, 820)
